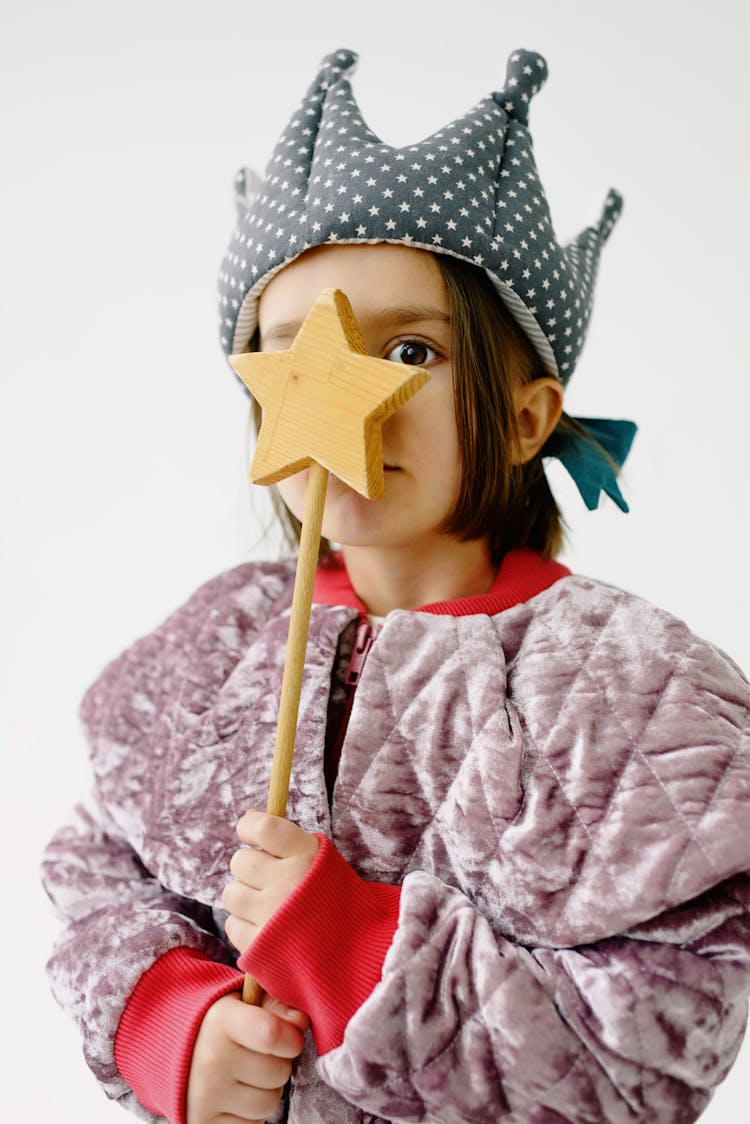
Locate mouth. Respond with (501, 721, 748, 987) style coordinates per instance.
(383, 464, 399, 472)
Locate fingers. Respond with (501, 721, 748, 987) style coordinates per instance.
(224, 911, 257, 954)
(223, 814, 320, 955)
(187, 993, 307, 1124)
(196, 1068, 288, 1123)
(222, 879, 258, 918)
(222, 1037, 292, 1089)
(223, 993, 307, 1060)
(236, 811, 315, 859)
(221, 874, 274, 951)
(261, 991, 310, 1034)
(229, 843, 279, 885)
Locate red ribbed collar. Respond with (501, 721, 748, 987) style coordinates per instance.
(312, 547, 570, 618)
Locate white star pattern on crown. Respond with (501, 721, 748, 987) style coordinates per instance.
(218, 48, 622, 386)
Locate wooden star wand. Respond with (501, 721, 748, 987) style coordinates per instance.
(229, 288, 429, 1004)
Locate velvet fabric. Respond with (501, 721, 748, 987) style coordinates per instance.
(42, 558, 750, 1122)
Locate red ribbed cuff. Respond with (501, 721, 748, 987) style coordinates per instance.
(239, 835, 401, 1055)
(114, 947, 244, 1124)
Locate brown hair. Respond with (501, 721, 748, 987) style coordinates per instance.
(435, 254, 566, 561)
(250, 252, 606, 562)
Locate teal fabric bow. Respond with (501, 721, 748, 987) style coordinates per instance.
(542, 417, 637, 512)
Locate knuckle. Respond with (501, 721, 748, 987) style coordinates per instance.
(229, 849, 246, 877)
(222, 879, 248, 914)
(263, 811, 288, 842)
(255, 1011, 283, 1053)
(199, 994, 233, 1044)
(237, 808, 261, 838)
(257, 811, 276, 839)
(277, 1058, 293, 1085)
(252, 1087, 285, 1118)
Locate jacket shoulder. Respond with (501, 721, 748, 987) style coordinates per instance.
(79, 559, 296, 744)
(530, 573, 748, 685)
(503, 574, 750, 938)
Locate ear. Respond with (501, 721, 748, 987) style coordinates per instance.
(512, 377, 564, 464)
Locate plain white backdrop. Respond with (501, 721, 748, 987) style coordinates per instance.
(2, 0, 749, 1120)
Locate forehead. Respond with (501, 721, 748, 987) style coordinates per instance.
(258, 242, 448, 330)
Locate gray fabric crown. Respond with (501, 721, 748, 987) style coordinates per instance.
(218, 47, 622, 385)
(218, 47, 636, 513)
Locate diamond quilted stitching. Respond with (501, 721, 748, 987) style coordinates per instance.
(532, 602, 741, 923)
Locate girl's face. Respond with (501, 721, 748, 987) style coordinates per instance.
(257, 243, 463, 555)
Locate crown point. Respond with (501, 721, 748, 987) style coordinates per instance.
(599, 189, 624, 238)
(316, 48, 358, 84)
(494, 49, 548, 125)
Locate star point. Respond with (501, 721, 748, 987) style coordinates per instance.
(229, 290, 429, 499)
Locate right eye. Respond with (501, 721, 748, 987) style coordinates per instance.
(386, 341, 438, 366)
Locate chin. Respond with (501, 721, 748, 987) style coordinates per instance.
(322, 518, 389, 549)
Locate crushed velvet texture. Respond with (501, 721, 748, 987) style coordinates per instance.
(42, 559, 750, 1122)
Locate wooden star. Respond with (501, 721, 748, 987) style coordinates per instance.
(228, 287, 430, 500)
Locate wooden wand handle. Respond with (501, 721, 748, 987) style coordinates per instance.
(242, 461, 329, 1006)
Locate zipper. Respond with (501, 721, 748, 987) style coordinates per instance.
(325, 618, 375, 803)
(345, 618, 375, 686)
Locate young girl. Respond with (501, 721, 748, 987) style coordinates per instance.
(43, 48, 750, 1124)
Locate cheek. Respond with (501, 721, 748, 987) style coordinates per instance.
(275, 471, 310, 522)
(392, 371, 455, 439)
(424, 405, 463, 507)
(411, 382, 460, 470)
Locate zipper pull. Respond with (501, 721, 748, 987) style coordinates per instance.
(345, 619, 375, 687)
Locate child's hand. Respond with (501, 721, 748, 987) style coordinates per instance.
(186, 990, 308, 1124)
(222, 812, 320, 956)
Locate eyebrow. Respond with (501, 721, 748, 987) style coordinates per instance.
(260, 304, 451, 348)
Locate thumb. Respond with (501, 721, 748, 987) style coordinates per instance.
(261, 990, 310, 1033)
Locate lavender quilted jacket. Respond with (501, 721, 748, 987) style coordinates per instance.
(42, 560, 750, 1123)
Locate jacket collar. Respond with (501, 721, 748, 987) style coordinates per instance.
(313, 548, 570, 618)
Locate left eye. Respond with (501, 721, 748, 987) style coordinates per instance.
(386, 341, 437, 366)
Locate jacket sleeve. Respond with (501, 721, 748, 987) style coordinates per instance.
(317, 867, 750, 1123)
(40, 563, 277, 1119)
(42, 796, 242, 1120)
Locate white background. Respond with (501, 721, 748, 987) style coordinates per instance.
(2, 0, 749, 1120)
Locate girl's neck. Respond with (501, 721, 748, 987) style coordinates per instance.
(340, 536, 496, 616)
